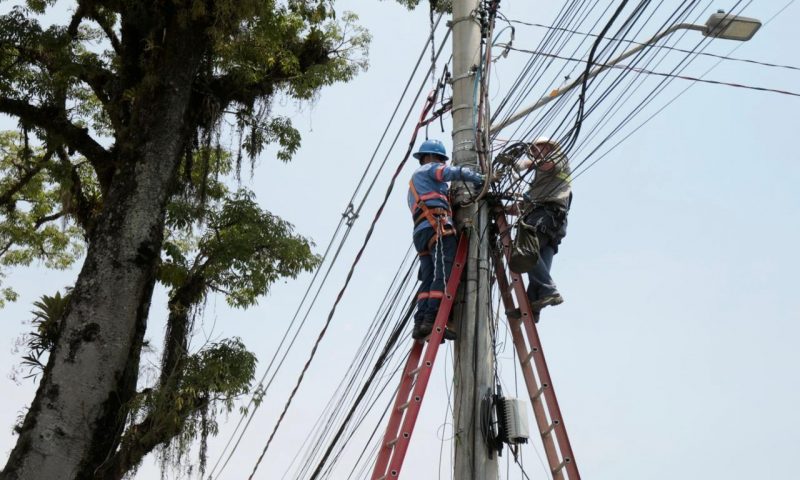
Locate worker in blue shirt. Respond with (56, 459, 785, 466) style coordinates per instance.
(408, 139, 484, 340)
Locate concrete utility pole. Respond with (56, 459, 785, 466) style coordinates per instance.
(450, 0, 498, 478)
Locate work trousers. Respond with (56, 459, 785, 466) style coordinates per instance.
(413, 227, 457, 324)
(522, 205, 568, 303)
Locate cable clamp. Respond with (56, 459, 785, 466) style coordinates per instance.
(450, 103, 473, 114)
(452, 126, 478, 137)
(447, 9, 479, 28)
(449, 67, 478, 84)
(342, 203, 359, 227)
(453, 138, 475, 153)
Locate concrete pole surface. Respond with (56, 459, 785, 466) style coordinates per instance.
(450, 0, 498, 478)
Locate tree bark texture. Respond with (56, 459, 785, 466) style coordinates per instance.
(95, 278, 204, 480)
(1, 21, 206, 480)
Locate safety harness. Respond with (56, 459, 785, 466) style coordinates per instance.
(409, 179, 455, 256)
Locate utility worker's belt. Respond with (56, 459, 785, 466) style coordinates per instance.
(409, 181, 456, 256)
(413, 207, 451, 227)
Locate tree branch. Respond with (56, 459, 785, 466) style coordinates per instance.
(67, 3, 89, 37)
(92, 13, 122, 54)
(10, 43, 115, 112)
(0, 240, 12, 258)
(56, 148, 98, 236)
(33, 211, 66, 229)
(0, 151, 53, 208)
(68, 1, 122, 54)
(0, 98, 113, 183)
(98, 393, 210, 480)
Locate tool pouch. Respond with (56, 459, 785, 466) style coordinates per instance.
(509, 219, 540, 273)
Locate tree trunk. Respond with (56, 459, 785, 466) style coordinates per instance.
(93, 277, 207, 480)
(1, 25, 206, 480)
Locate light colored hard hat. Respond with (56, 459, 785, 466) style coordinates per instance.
(531, 136, 559, 147)
(528, 136, 560, 159)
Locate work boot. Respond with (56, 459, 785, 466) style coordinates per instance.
(443, 327, 457, 341)
(412, 320, 433, 340)
(428, 325, 456, 344)
(530, 293, 564, 311)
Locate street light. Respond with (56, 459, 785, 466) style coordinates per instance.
(490, 11, 762, 134)
(704, 11, 762, 41)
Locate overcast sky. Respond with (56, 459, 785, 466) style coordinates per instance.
(2, 1, 799, 479)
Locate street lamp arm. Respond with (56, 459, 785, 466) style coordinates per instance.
(490, 23, 706, 135)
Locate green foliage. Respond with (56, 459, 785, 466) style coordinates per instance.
(0, 0, 370, 475)
(1, 1, 370, 172)
(181, 338, 257, 409)
(162, 188, 320, 308)
(1, 285, 19, 307)
(392, 0, 452, 12)
(0, 132, 86, 307)
(125, 338, 257, 477)
(17, 291, 70, 379)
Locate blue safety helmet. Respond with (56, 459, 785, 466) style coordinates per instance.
(413, 139, 449, 162)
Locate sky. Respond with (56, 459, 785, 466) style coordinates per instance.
(1, 1, 799, 479)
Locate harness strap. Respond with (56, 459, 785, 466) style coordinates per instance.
(410, 179, 457, 256)
(414, 207, 451, 226)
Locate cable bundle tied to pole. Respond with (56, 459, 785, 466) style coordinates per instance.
(247, 89, 447, 480)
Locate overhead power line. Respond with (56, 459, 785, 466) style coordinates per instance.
(504, 18, 800, 73)
(569, 0, 798, 182)
(246, 88, 449, 480)
(207, 13, 450, 480)
(498, 45, 800, 98)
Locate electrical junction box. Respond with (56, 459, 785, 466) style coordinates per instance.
(502, 397, 530, 444)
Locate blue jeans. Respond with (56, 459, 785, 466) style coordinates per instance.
(527, 240, 558, 302)
(523, 205, 568, 302)
(413, 227, 457, 324)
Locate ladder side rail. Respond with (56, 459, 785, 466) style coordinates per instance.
(491, 251, 565, 479)
(507, 268, 579, 479)
(495, 211, 581, 480)
(372, 342, 425, 478)
(385, 233, 468, 478)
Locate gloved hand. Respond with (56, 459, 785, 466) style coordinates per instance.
(514, 158, 534, 172)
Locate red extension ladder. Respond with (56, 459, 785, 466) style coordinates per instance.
(493, 210, 581, 480)
(370, 233, 468, 480)
(371, 211, 581, 480)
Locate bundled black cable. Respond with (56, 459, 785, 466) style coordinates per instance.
(308, 299, 416, 479)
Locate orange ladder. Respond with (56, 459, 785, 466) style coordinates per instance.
(493, 211, 581, 480)
(371, 232, 468, 480)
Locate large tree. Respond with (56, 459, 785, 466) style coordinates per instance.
(0, 1, 367, 478)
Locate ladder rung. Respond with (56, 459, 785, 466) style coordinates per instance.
(532, 383, 548, 400)
(397, 401, 410, 411)
(386, 431, 411, 448)
(541, 419, 559, 437)
(552, 460, 567, 474)
(408, 366, 422, 377)
(522, 349, 535, 366)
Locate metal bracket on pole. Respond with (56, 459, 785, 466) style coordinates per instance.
(450, 103, 473, 114)
(447, 10, 479, 28)
(453, 138, 475, 153)
(452, 126, 477, 136)
(449, 67, 478, 85)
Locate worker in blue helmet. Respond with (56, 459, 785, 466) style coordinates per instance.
(408, 139, 485, 340)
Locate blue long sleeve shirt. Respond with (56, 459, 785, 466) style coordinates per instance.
(407, 162, 484, 234)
